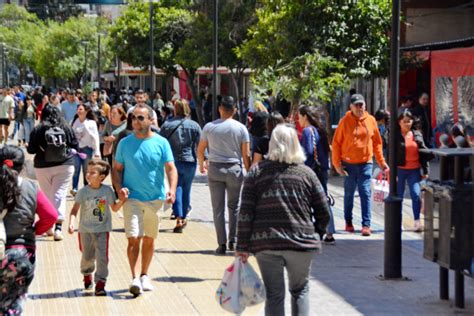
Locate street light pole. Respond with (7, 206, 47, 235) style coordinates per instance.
(82, 41, 89, 88)
(150, 0, 155, 94)
(212, 0, 218, 120)
(1, 43, 5, 87)
(384, 0, 403, 279)
(97, 34, 101, 89)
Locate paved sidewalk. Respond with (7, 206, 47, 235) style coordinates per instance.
(7, 140, 471, 316)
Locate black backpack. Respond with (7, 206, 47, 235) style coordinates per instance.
(42, 126, 69, 162)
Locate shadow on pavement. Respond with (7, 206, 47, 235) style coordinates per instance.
(155, 249, 218, 256)
(308, 237, 474, 315)
(153, 276, 218, 283)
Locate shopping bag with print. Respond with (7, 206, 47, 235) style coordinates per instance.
(215, 257, 245, 314)
(239, 260, 266, 307)
(371, 171, 389, 214)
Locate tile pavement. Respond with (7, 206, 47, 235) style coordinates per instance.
(0, 126, 470, 315)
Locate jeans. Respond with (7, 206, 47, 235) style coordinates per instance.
(72, 147, 93, 191)
(320, 169, 335, 234)
(343, 162, 373, 227)
(256, 250, 314, 316)
(207, 162, 243, 246)
(397, 168, 422, 220)
(23, 118, 35, 144)
(172, 161, 197, 219)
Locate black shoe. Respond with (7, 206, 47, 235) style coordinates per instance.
(215, 244, 226, 255)
(323, 235, 336, 245)
(173, 225, 183, 233)
(228, 242, 235, 251)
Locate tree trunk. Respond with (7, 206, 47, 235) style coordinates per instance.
(180, 65, 205, 127)
(229, 68, 244, 123)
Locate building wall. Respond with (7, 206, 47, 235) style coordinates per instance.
(404, 8, 474, 46)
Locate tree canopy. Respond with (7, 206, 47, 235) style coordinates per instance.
(238, 0, 391, 78)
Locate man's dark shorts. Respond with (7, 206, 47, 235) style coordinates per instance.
(0, 118, 10, 126)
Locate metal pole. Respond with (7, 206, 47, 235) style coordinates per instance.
(116, 55, 121, 91)
(150, 0, 155, 94)
(97, 34, 101, 89)
(83, 42, 88, 88)
(439, 156, 449, 300)
(212, 0, 218, 120)
(384, 0, 403, 279)
(1, 43, 5, 87)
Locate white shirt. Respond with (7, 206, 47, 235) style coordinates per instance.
(72, 119, 101, 157)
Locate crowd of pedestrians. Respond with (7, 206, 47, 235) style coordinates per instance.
(0, 83, 472, 315)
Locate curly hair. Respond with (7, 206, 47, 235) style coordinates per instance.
(0, 145, 24, 212)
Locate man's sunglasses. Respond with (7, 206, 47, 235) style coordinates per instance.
(131, 115, 147, 122)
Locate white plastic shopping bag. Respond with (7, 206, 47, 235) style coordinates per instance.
(371, 171, 389, 213)
(216, 258, 245, 314)
(216, 257, 266, 314)
(239, 260, 266, 307)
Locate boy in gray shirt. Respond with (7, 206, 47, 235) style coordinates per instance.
(68, 159, 127, 295)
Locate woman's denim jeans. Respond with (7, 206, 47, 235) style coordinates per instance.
(320, 169, 335, 234)
(172, 161, 197, 219)
(397, 168, 422, 220)
(72, 147, 93, 191)
(23, 118, 35, 144)
(256, 250, 314, 316)
(342, 162, 373, 227)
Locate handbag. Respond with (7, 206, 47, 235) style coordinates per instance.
(371, 171, 390, 214)
(310, 127, 324, 183)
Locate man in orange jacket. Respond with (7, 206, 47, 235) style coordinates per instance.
(332, 94, 389, 236)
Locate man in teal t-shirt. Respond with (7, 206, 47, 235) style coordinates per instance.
(113, 104, 177, 297)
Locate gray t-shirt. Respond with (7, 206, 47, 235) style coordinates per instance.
(75, 185, 116, 233)
(202, 118, 250, 164)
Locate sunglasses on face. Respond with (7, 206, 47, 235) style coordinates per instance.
(352, 103, 364, 108)
(131, 114, 147, 122)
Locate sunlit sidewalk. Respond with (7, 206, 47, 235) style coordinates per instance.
(25, 197, 262, 316)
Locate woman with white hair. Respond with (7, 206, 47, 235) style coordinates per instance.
(236, 124, 330, 316)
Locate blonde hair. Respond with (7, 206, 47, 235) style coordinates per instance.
(268, 125, 306, 164)
(253, 101, 268, 113)
(174, 99, 191, 118)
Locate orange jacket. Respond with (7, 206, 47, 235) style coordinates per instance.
(332, 111, 386, 168)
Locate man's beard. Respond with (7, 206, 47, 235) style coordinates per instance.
(135, 126, 149, 135)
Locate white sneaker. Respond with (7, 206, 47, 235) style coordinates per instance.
(53, 229, 63, 241)
(140, 274, 154, 291)
(414, 220, 423, 233)
(129, 278, 142, 296)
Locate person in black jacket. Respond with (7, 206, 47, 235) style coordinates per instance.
(27, 105, 78, 241)
(396, 109, 434, 232)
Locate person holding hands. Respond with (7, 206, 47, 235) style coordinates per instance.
(68, 159, 127, 296)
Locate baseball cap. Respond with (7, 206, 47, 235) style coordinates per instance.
(350, 94, 365, 105)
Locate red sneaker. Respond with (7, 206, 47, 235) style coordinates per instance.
(95, 280, 107, 296)
(345, 223, 355, 233)
(361, 226, 371, 236)
(84, 275, 93, 290)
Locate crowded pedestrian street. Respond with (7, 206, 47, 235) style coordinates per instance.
(1, 1, 473, 315)
(21, 165, 474, 315)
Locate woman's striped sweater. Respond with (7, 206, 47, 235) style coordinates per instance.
(236, 160, 330, 253)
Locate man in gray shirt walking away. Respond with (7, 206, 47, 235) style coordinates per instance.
(198, 96, 250, 255)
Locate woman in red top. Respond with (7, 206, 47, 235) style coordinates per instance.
(0, 145, 58, 314)
(396, 110, 433, 232)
